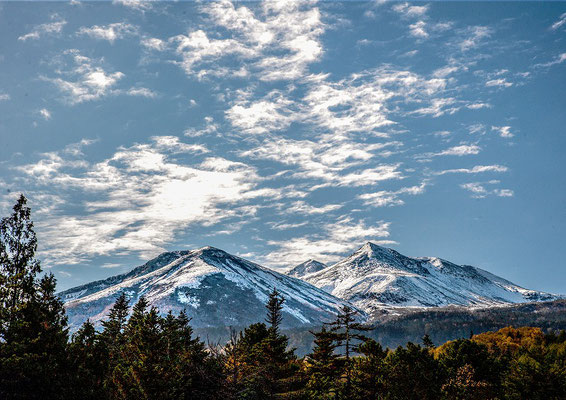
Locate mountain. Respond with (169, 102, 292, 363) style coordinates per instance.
(59, 246, 353, 331)
(302, 242, 561, 316)
(287, 259, 328, 278)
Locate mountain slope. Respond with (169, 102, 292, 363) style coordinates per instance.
(60, 247, 353, 331)
(302, 242, 561, 315)
(287, 259, 328, 278)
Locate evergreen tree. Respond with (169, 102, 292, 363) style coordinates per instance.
(351, 339, 386, 400)
(422, 334, 434, 349)
(326, 305, 370, 398)
(0, 194, 41, 339)
(0, 195, 70, 400)
(265, 288, 284, 337)
(305, 326, 341, 400)
(384, 342, 442, 400)
(68, 320, 107, 400)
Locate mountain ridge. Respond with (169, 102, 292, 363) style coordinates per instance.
(302, 242, 561, 315)
(60, 246, 354, 331)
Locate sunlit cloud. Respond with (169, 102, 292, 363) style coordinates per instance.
(42, 49, 124, 104)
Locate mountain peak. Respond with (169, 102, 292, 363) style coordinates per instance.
(287, 259, 328, 278)
(303, 243, 562, 313)
(60, 246, 352, 332)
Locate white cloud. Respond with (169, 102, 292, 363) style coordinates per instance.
(486, 78, 513, 88)
(43, 50, 124, 104)
(141, 37, 166, 51)
(551, 12, 566, 30)
(284, 201, 342, 215)
(127, 87, 157, 98)
(535, 53, 566, 68)
(167, 0, 325, 81)
(262, 216, 394, 267)
(63, 138, 98, 157)
(226, 89, 295, 134)
(77, 22, 138, 43)
(39, 108, 51, 120)
(460, 181, 514, 199)
(18, 19, 66, 41)
(358, 181, 427, 207)
(227, 67, 450, 137)
(466, 102, 491, 110)
(14, 136, 274, 265)
(436, 165, 508, 175)
(409, 21, 428, 38)
(392, 2, 429, 18)
(411, 97, 459, 117)
(458, 26, 492, 51)
(468, 124, 486, 135)
(113, 0, 153, 12)
(0, 93, 10, 101)
(184, 116, 219, 137)
(491, 125, 514, 138)
(241, 136, 403, 188)
(435, 144, 481, 157)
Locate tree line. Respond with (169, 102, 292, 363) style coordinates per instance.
(1, 195, 565, 399)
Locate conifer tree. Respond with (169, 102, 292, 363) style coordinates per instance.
(68, 320, 107, 400)
(305, 326, 341, 399)
(326, 305, 371, 398)
(0, 194, 41, 339)
(0, 195, 70, 400)
(351, 339, 386, 400)
(265, 288, 284, 336)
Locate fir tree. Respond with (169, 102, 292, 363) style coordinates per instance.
(265, 288, 284, 337)
(305, 326, 341, 399)
(0, 195, 70, 400)
(326, 305, 371, 398)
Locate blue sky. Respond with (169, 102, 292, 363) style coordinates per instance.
(1, 1, 565, 293)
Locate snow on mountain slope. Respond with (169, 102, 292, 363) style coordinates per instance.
(60, 247, 354, 331)
(287, 259, 328, 278)
(302, 242, 561, 315)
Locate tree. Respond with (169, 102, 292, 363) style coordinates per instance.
(441, 364, 492, 400)
(0, 194, 41, 339)
(265, 288, 284, 337)
(384, 342, 442, 400)
(326, 305, 371, 398)
(305, 326, 342, 399)
(0, 195, 70, 400)
(68, 320, 107, 400)
(352, 339, 387, 400)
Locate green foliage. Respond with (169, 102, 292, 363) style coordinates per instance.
(384, 342, 443, 400)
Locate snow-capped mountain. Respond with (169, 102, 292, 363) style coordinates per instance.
(59, 247, 352, 331)
(302, 242, 561, 315)
(287, 259, 328, 278)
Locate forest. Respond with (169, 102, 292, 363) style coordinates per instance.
(1, 195, 565, 400)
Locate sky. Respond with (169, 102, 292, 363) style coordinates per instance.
(0, 1, 565, 293)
